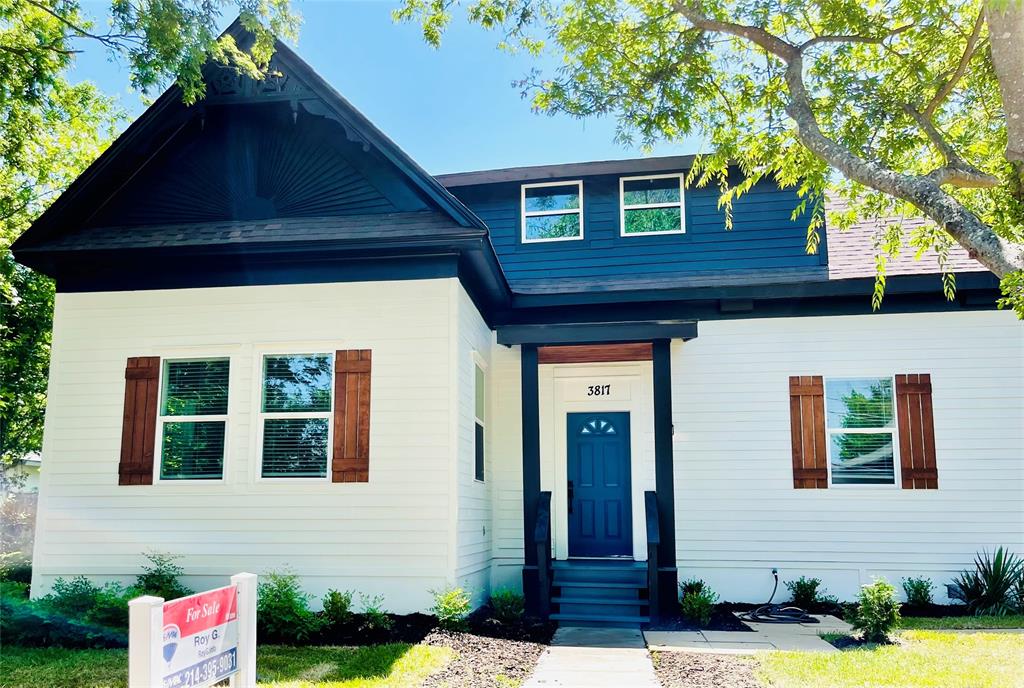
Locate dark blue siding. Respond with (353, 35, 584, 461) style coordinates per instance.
(449, 171, 825, 289)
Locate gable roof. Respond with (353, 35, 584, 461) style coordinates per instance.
(12, 19, 487, 258)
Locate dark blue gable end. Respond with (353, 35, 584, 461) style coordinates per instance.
(448, 172, 827, 292)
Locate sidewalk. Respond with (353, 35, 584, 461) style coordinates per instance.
(523, 626, 660, 688)
(645, 614, 851, 654)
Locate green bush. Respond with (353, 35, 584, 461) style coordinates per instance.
(679, 580, 718, 627)
(257, 570, 322, 642)
(852, 578, 900, 643)
(1, 580, 30, 600)
(785, 576, 824, 609)
(1, 563, 32, 585)
(902, 576, 934, 607)
(1013, 571, 1024, 613)
(358, 593, 393, 632)
(431, 587, 472, 631)
(323, 588, 354, 627)
(42, 576, 131, 629)
(134, 551, 193, 601)
(489, 588, 525, 624)
(951, 547, 1023, 616)
(0, 593, 127, 649)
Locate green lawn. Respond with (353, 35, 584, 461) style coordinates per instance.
(899, 614, 1024, 630)
(0, 644, 453, 688)
(758, 630, 1024, 688)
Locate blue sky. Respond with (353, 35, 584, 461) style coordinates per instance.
(70, 0, 700, 174)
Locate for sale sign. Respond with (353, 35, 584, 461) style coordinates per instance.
(161, 585, 238, 688)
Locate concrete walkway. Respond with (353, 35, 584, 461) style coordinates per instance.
(523, 626, 660, 688)
(645, 614, 851, 654)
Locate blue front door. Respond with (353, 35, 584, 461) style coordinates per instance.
(567, 412, 632, 557)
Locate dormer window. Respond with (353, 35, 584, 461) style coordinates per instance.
(620, 174, 685, 236)
(521, 181, 584, 242)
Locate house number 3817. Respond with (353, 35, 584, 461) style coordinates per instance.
(587, 384, 611, 396)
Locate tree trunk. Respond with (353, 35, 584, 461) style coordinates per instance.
(987, 1, 1024, 169)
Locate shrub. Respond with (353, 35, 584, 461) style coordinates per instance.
(1, 562, 32, 585)
(902, 576, 934, 607)
(950, 547, 1023, 616)
(679, 579, 718, 627)
(257, 570, 321, 642)
(785, 576, 824, 609)
(489, 588, 525, 624)
(0, 593, 127, 649)
(323, 589, 355, 627)
(358, 593, 393, 632)
(42, 576, 131, 629)
(1013, 571, 1024, 613)
(852, 578, 900, 643)
(431, 587, 472, 631)
(1, 580, 30, 600)
(134, 551, 192, 601)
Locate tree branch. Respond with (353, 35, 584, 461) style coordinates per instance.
(799, 24, 914, 52)
(903, 104, 1000, 187)
(924, 9, 985, 119)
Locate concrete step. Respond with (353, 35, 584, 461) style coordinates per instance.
(552, 596, 649, 606)
(552, 580, 643, 589)
(550, 612, 650, 627)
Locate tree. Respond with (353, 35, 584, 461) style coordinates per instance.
(1, 0, 299, 466)
(397, 0, 1024, 314)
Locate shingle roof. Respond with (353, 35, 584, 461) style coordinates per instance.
(511, 266, 828, 294)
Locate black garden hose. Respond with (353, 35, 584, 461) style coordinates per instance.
(737, 570, 816, 624)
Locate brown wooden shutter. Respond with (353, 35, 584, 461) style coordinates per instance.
(332, 350, 371, 483)
(895, 374, 938, 489)
(789, 376, 828, 489)
(119, 356, 160, 485)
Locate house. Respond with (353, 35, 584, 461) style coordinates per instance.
(12, 25, 1022, 625)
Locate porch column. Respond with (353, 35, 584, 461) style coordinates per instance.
(653, 339, 678, 615)
(520, 344, 542, 614)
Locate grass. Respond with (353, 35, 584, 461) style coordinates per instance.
(758, 630, 1024, 688)
(899, 614, 1024, 630)
(0, 644, 453, 688)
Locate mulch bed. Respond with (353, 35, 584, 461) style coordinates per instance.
(652, 650, 762, 688)
(647, 608, 756, 632)
(422, 629, 549, 688)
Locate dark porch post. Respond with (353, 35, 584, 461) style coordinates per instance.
(652, 339, 678, 616)
(520, 344, 542, 615)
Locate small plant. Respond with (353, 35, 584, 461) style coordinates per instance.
(134, 551, 192, 601)
(489, 588, 525, 624)
(1013, 571, 1024, 613)
(431, 586, 472, 630)
(785, 576, 824, 609)
(257, 570, 321, 642)
(41, 576, 130, 628)
(359, 593, 393, 632)
(322, 589, 355, 627)
(679, 579, 718, 627)
(851, 578, 900, 643)
(950, 547, 1023, 616)
(902, 576, 934, 607)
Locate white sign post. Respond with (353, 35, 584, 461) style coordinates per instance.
(129, 573, 257, 688)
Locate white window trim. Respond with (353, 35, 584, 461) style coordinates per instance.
(619, 173, 686, 237)
(521, 180, 585, 243)
(254, 351, 335, 483)
(822, 375, 902, 489)
(472, 351, 487, 483)
(154, 356, 230, 485)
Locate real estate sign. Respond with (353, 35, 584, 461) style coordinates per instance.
(161, 585, 238, 688)
(129, 572, 257, 688)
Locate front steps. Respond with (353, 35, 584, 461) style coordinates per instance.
(548, 559, 650, 627)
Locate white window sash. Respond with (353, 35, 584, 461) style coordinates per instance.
(521, 180, 584, 242)
(155, 358, 230, 484)
(619, 173, 686, 236)
(822, 375, 901, 488)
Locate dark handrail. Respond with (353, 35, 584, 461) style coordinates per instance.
(644, 491, 661, 622)
(534, 491, 553, 618)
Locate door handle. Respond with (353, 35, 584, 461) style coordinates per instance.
(567, 480, 574, 514)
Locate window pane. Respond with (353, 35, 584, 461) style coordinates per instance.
(623, 177, 681, 206)
(524, 184, 579, 213)
(263, 355, 332, 412)
(624, 207, 682, 234)
(525, 213, 581, 240)
(161, 421, 225, 480)
(474, 364, 485, 421)
(262, 418, 329, 478)
(826, 378, 894, 428)
(163, 360, 229, 416)
(475, 422, 485, 481)
(830, 433, 895, 485)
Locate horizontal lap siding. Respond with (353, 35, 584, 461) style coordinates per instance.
(488, 344, 525, 591)
(672, 310, 1024, 603)
(450, 175, 821, 287)
(34, 279, 458, 612)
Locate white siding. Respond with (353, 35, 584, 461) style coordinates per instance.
(33, 279, 462, 612)
(489, 344, 525, 592)
(452, 285, 494, 604)
(673, 310, 1024, 602)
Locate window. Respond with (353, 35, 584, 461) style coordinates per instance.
(158, 359, 229, 480)
(474, 361, 486, 481)
(260, 354, 332, 478)
(619, 174, 685, 236)
(521, 181, 583, 242)
(824, 377, 897, 486)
